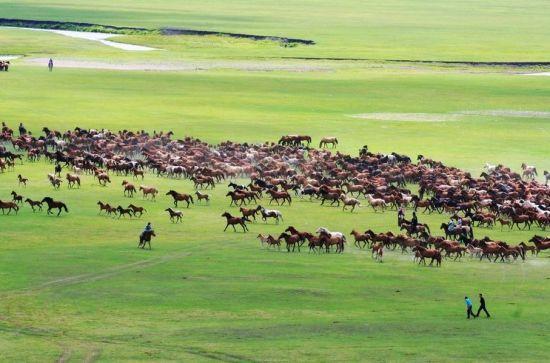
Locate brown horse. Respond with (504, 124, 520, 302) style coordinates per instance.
(17, 174, 28, 187)
(97, 201, 114, 215)
(166, 190, 194, 207)
(221, 212, 248, 232)
(128, 204, 146, 217)
(165, 208, 183, 223)
(257, 234, 280, 249)
(278, 232, 301, 252)
(285, 226, 309, 246)
(66, 173, 81, 188)
(518, 242, 536, 256)
(240, 206, 261, 221)
(511, 215, 531, 230)
(412, 246, 441, 267)
(97, 173, 111, 186)
(350, 229, 370, 248)
(26, 198, 42, 212)
(529, 235, 550, 255)
(41, 197, 68, 216)
(122, 180, 137, 197)
(133, 169, 145, 180)
(0, 200, 19, 215)
(226, 191, 249, 206)
(266, 189, 292, 206)
(140, 185, 158, 200)
(195, 191, 210, 203)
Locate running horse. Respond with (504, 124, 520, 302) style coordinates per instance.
(0, 200, 19, 214)
(140, 185, 158, 200)
(221, 212, 249, 232)
(166, 190, 194, 207)
(122, 180, 137, 197)
(439, 223, 473, 240)
(41, 197, 68, 216)
(138, 230, 156, 249)
(66, 173, 81, 188)
(521, 163, 537, 180)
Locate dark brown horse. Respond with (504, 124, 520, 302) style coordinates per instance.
(138, 230, 156, 249)
(122, 180, 137, 197)
(165, 207, 183, 223)
(42, 197, 68, 216)
(11, 191, 23, 204)
(221, 212, 248, 232)
(0, 200, 19, 214)
(66, 173, 81, 188)
(26, 198, 42, 212)
(17, 174, 28, 187)
(128, 204, 146, 217)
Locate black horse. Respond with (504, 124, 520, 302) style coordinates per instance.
(139, 230, 156, 249)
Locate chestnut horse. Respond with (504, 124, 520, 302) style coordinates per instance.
(140, 185, 158, 200)
(122, 180, 136, 197)
(66, 173, 81, 188)
(412, 246, 441, 267)
(166, 190, 194, 207)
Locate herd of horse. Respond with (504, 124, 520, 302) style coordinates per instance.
(0, 124, 548, 257)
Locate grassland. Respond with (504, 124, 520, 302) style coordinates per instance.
(1, 1, 550, 361)
(3, 0, 550, 61)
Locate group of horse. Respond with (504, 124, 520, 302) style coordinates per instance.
(0, 192, 68, 216)
(0, 123, 548, 256)
(257, 227, 347, 253)
(97, 201, 146, 218)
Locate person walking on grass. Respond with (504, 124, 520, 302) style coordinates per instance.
(48, 58, 54, 72)
(476, 293, 491, 318)
(465, 296, 475, 319)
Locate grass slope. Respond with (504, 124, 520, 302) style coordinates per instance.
(2, 0, 550, 60)
(0, 160, 548, 362)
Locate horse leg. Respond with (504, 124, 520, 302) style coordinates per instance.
(223, 223, 229, 231)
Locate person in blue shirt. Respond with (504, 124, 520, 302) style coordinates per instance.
(141, 222, 153, 238)
(465, 296, 475, 319)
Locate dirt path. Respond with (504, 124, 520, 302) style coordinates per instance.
(24, 58, 333, 72)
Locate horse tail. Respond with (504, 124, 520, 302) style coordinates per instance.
(533, 168, 538, 176)
(335, 138, 339, 144)
(319, 141, 323, 148)
(425, 224, 431, 234)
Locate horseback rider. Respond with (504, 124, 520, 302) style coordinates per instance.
(141, 222, 153, 238)
(448, 218, 456, 233)
(411, 211, 418, 232)
(397, 206, 405, 226)
(18, 122, 26, 136)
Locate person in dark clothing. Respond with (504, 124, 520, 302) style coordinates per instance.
(54, 163, 62, 177)
(411, 211, 418, 232)
(48, 58, 54, 72)
(476, 293, 491, 318)
(397, 206, 405, 226)
(18, 122, 26, 136)
(465, 296, 475, 319)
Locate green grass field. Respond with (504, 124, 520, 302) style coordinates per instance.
(1, 1, 550, 361)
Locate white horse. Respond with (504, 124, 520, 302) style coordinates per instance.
(315, 227, 345, 240)
(260, 207, 283, 224)
(365, 194, 387, 212)
(521, 163, 538, 179)
(484, 163, 497, 174)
